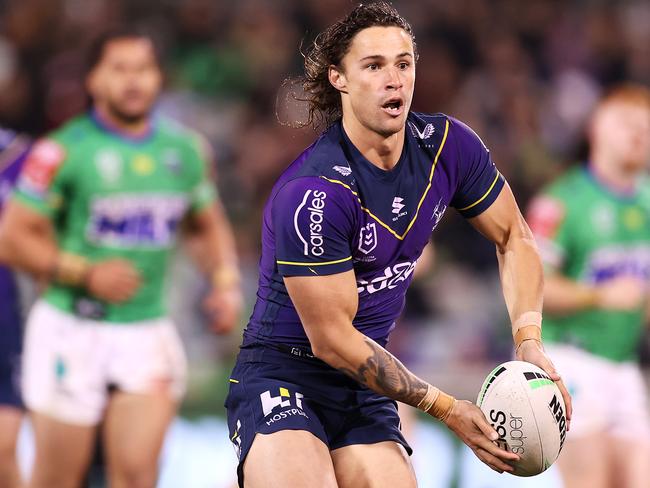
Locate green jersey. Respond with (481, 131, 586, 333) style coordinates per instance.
(527, 166, 650, 362)
(14, 111, 216, 322)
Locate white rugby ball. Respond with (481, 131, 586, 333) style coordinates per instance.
(476, 360, 566, 477)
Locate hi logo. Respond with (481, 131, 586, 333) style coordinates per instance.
(358, 223, 377, 255)
(392, 197, 407, 221)
(260, 387, 308, 426)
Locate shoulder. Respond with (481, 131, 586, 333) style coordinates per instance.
(49, 114, 96, 147)
(157, 117, 207, 152)
(527, 167, 586, 236)
(544, 166, 589, 202)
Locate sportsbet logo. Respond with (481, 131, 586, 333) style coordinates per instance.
(294, 189, 327, 257)
(260, 387, 308, 426)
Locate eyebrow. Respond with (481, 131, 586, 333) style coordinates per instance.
(358, 52, 413, 62)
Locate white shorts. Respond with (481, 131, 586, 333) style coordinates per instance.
(545, 344, 650, 443)
(22, 300, 187, 426)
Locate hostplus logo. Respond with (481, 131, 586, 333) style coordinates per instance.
(392, 197, 407, 221)
(260, 387, 308, 426)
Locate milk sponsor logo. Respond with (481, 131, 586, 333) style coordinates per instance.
(357, 260, 417, 294)
(294, 189, 327, 257)
(87, 193, 189, 248)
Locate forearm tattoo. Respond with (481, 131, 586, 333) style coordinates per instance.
(338, 336, 428, 407)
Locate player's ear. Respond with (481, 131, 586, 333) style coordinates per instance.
(329, 65, 347, 94)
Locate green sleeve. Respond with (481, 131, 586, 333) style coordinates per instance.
(187, 134, 217, 212)
(13, 138, 71, 219)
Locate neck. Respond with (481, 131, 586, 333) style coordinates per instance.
(342, 115, 405, 170)
(94, 104, 150, 137)
(589, 151, 638, 193)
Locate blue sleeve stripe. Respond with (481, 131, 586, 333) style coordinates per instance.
(457, 170, 501, 212)
(276, 256, 352, 266)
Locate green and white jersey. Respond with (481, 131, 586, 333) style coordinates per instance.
(14, 111, 216, 322)
(527, 166, 650, 362)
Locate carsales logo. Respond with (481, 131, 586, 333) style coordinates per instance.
(294, 189, 327, 257)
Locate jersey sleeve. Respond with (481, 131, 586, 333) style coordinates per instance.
(273, 178, 355, 277)
(13, 138, 68, 217)
(526, 194, 570, 271)
(187, 133, 218, 213)
(448, 118, 505, 218)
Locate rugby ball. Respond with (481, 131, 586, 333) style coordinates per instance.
(476, 360, 566, 477)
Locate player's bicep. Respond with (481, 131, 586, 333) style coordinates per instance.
(284, 270, 358, 346)
(449, 118, 505, 218)
(273, 180, 354, 277)
(467, 182, 531, 250)
(0, 198, 56, 250)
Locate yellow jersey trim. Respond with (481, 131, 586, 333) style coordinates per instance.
(277, 256, 353, 266)
(320, 118, 450, 241)
(457, 170, 501, 212)
(229, 379, 239, 383)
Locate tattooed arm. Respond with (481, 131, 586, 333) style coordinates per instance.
(284, 270, 519, 473)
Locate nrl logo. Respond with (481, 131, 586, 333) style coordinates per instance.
(358, 222, 377, 254)
(332, 165, 352, 177)
(408, 122, 435, 140)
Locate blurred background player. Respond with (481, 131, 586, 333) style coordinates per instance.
(0, 127, 31, 488)
(527, 84, 650, 488)
(0, 29, 242, 488)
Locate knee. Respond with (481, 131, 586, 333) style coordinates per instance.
(109, 461, 159, 488)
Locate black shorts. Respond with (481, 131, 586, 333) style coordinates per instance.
(0, 276, 23, 409)
(224, 343, 412, 487)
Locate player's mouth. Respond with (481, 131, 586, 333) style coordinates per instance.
(381, 97, 404, 117)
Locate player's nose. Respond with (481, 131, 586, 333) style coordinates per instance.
(385, 67, 403, 90)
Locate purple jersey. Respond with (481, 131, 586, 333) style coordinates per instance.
(0, 129, 30, 298)
(244, 113, 504, 349)
(0, 128, 30, 408)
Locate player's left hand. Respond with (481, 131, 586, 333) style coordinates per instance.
(202, 285, 243, 334)
(517, 340, 572, 431)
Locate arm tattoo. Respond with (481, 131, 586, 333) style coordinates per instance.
(337, 337, 428, 407)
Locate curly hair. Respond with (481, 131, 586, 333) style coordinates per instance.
(292, 2, 417, 129)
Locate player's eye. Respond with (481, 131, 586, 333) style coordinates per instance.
(367, 63, 379, 71)
(398, 62, 410, 70)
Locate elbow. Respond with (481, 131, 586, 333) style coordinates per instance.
(309, 334, 343, 366)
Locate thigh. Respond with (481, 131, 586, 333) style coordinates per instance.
(0, 406, 22, 453)
(556, 433, 610, 488)
(22, 301, 108, 426)
(29, 411, 97, 488)
(103, 390, 177, 487)
(609, 436, 650, 488)
(244, 430, 338, 488)
(107, 320, 187, 400)
(544, 345, 607, 437)
(331, 441, 416, 488)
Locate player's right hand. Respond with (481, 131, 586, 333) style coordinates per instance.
(85, 259, 141, 303)
(443, 399, 519, 474)
(595, 275, 646, 310)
